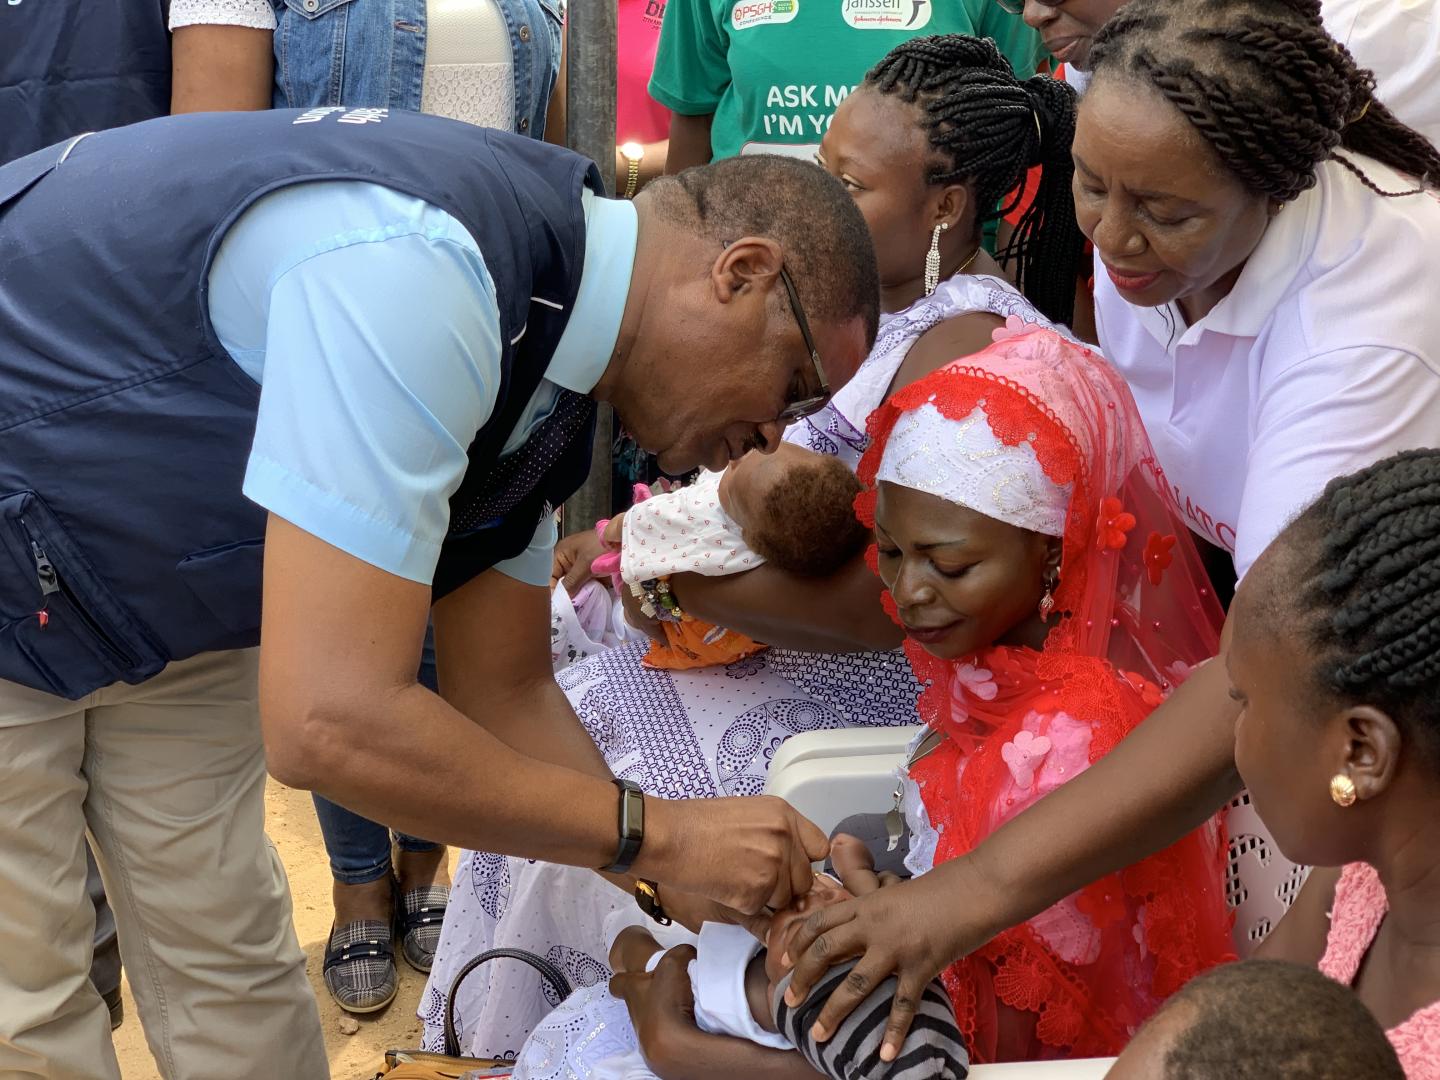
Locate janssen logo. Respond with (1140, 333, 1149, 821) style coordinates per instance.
(841, 0, 930, 30)
(732, 0, 798, 31)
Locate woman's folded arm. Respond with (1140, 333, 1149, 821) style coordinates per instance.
(671, 552, 904, 654)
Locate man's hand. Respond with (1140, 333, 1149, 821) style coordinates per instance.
(551, 528, 608, 595)
(656, 885, 771, 940)
(637, 796, 830, 916)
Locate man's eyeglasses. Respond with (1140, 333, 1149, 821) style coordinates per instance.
(995, 0, 1063, 13)
(775, 264, 831, 423)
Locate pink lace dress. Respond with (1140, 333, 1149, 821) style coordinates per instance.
(1319, 862, 1440, 1077)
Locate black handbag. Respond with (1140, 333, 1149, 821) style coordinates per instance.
(376, 948, 575, 1079)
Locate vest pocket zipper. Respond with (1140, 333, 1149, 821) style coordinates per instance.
(23, 523, 142, 670)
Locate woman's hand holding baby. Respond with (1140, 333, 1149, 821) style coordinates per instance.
(780, 855, 998, 1064)
(612, 944, 703, 1077)
(616, 943, 825, 1080)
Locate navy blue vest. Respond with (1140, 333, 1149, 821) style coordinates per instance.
(0, 109, 600, 699)
(0, 0, 172, 166)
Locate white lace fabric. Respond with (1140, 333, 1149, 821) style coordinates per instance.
(421, 0, 516, 129)
(170, 0, 277, 30)
(877, 402, 1071, 537)
(419, 62, 514, 129)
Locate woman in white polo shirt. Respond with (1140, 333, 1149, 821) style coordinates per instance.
(779, 0, 1440, 1056)
(1081, 1, 1440, 580)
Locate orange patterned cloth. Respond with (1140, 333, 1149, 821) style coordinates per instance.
(643, 613, 767, 671)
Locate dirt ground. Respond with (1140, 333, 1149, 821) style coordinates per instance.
(114, 779, 442, 1080)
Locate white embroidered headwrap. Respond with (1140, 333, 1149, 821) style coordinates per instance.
(876, 402, 1071, 536)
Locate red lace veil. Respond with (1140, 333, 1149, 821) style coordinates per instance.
(856, 325, 1234, 1062)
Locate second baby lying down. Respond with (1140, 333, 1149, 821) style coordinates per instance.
(512, 835, 970, 1080)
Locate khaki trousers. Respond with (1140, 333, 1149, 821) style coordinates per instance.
(0, 650, 327, 1080)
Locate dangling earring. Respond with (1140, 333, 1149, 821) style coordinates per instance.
(924, 222, 949, 296)
(1329, 773, 1358, 807)
(1038, 569, 1059, 622)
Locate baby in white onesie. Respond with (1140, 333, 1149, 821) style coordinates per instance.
(552, 443, 869, 672)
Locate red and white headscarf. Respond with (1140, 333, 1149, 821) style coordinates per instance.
(856, 324, 1236, 1063)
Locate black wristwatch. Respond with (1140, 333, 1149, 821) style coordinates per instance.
(602, 777, 645, 874)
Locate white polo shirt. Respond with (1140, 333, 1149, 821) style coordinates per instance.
(1095, 155, 1440, 578)
(1325, 0, 1440, 149)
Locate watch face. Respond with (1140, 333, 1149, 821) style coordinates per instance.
(621, 142, 645, 161)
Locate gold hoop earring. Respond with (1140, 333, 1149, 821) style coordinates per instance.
(1330, 773, 1358, 808)
(924, 222, 948, 296)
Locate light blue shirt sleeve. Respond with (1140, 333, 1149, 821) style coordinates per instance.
(208, 180, 638, 590)
(210, 180, 554, 587)
(501, 514, 560, 588)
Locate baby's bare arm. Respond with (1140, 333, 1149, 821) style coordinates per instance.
(611, 925, 664, 975)
(830, 834, 885, 895)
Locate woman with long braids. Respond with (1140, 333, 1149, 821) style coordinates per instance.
(782, 0, 1440, 1063)
(851, 35, 1086, 332)
(419, 36, 1092, 1059)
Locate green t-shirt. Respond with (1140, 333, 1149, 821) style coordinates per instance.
(649, 0, 1047, 162)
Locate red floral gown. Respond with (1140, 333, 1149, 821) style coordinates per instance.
(856, 326, 1236, 1063)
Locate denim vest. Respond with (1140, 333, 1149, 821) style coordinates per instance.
(270, 0, 561, 137)
(0, 109, 598, 699)
(0, 0, 171, 165)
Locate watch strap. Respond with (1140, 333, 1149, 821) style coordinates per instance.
(602, 777, 645, 874)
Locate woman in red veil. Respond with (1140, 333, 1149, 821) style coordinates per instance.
(854, 322, 1234, 1063)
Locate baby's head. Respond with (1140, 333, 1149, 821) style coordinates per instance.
(766, 862, 969, 1079)
(718, 443, 869, 578)
(1106, 960, 1402, 1079)
(761, 871, 855, 987)
(1229, 449, 1440, 870)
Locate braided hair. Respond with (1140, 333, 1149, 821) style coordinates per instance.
(1089, 0, 1440, 202)
(1279, 449, 1440, 766)
(864, 35, 1086, 326)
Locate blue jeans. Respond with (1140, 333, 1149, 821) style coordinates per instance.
(269, 0, 561, 138)
(312, 628, 441, 885)
(86, 843, 120, 998)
